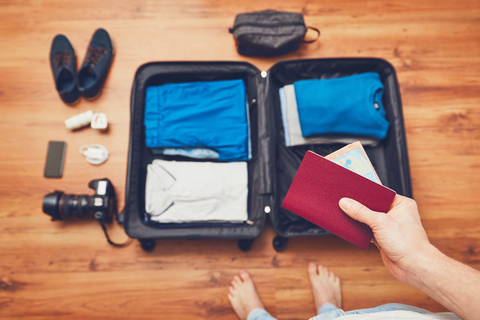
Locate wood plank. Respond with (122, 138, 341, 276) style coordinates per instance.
(0, 269, 275, 320)
(1, 0, 480, 319)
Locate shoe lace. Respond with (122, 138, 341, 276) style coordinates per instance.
(84, 47, 107, 68)
(53, 51, 73, 69)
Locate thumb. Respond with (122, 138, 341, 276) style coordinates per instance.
(339, 198, 380, 227)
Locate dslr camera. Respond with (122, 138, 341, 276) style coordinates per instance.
(43, 178, 117, 222)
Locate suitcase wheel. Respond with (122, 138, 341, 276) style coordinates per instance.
(140, 239, 156, 252)
(272, 236, 288, 252)
(238, 239, 254, 252)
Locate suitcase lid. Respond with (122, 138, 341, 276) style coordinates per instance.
(264, 58, 411, 237)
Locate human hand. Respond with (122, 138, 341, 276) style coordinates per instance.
(339, 195, 435, 285)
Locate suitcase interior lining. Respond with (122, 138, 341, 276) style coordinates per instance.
(129, 63, 266, 236)
(267, 58, 411, 237)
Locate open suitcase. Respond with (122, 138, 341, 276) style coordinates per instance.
(124, 58, 412, 252)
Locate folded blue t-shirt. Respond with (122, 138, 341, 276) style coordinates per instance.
(144, 79, 249, 162)
(294, 73, 390, 140)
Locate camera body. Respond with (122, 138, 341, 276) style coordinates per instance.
(43, 178, 117, 222)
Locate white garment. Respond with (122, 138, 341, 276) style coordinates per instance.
(313, 310, 460, 320)
(145, 160, 248, 223)
(280, 84, 380, 147)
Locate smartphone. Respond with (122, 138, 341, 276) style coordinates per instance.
(44, 141, 67, 178)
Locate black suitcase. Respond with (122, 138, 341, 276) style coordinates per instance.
(124, 58, 412, 252)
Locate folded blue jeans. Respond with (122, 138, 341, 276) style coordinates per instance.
(294, 73, 390, 140)
(144, 79, 249, 162)
(246, 303, 432, 320)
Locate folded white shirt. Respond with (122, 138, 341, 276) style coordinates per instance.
(145, 159, 248, 223)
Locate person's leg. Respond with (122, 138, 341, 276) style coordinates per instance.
(307, 263, 346, 320)
(308, 262, 343, 313)
(305, 263, 431, 320)
(228, 270, 277, 320)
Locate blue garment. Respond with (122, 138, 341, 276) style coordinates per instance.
(247, 309, 276, 320)
(294, 73, 390, 140)
(144, 79, 249, 162)
(247, 303, 432, 320)
(150, 96, 252, 160)
(278, 85, 380, 147)
(310, 303, 432, 320)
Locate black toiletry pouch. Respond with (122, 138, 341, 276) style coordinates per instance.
(229, 10, 320, 57)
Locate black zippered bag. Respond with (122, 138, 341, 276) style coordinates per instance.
(124, 58, 412, 252)
(229, 10, 320, 56)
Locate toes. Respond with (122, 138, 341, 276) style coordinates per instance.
(239, 269, 251, 282)
(317, 265, 327, 277)
(308, 262, 317, 276)
(329, 270, 338, 280)
(229, 286, 235, 295)
(232, 275, 242, 287)
(315, 265, 340, 281)
(330, 270, 337, 280)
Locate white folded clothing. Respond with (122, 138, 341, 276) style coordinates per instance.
(280, 84, 380, 147)
(145, 159, 248, 223)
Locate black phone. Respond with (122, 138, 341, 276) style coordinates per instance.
(44, 141, 67, 178)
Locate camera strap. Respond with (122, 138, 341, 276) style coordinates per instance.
(97, 182, 132, 247)
(98, 220, 133, 247)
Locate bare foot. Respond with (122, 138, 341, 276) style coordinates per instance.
(228, 270, 264, 320)
(307, 262, 342, 311)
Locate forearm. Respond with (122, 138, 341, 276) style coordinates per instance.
(339, 196, 480, 318)
(405, 245, 480, 320)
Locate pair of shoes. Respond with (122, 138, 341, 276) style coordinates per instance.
(50, 29, 113, 104)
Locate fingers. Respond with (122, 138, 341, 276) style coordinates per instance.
(339, 198, 382, 227)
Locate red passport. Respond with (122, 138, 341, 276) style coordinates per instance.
(281, 151, 396, 250)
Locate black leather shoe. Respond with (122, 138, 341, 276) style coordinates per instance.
(50, 35, 80, 104)
(76, 28, 113, 99)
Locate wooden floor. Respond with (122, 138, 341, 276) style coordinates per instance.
(1, 1, 480, 319)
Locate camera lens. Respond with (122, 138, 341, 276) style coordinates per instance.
(42, 191, 64, 220)
(63, 194, 90, 219)
(42, 192, 91, 220)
